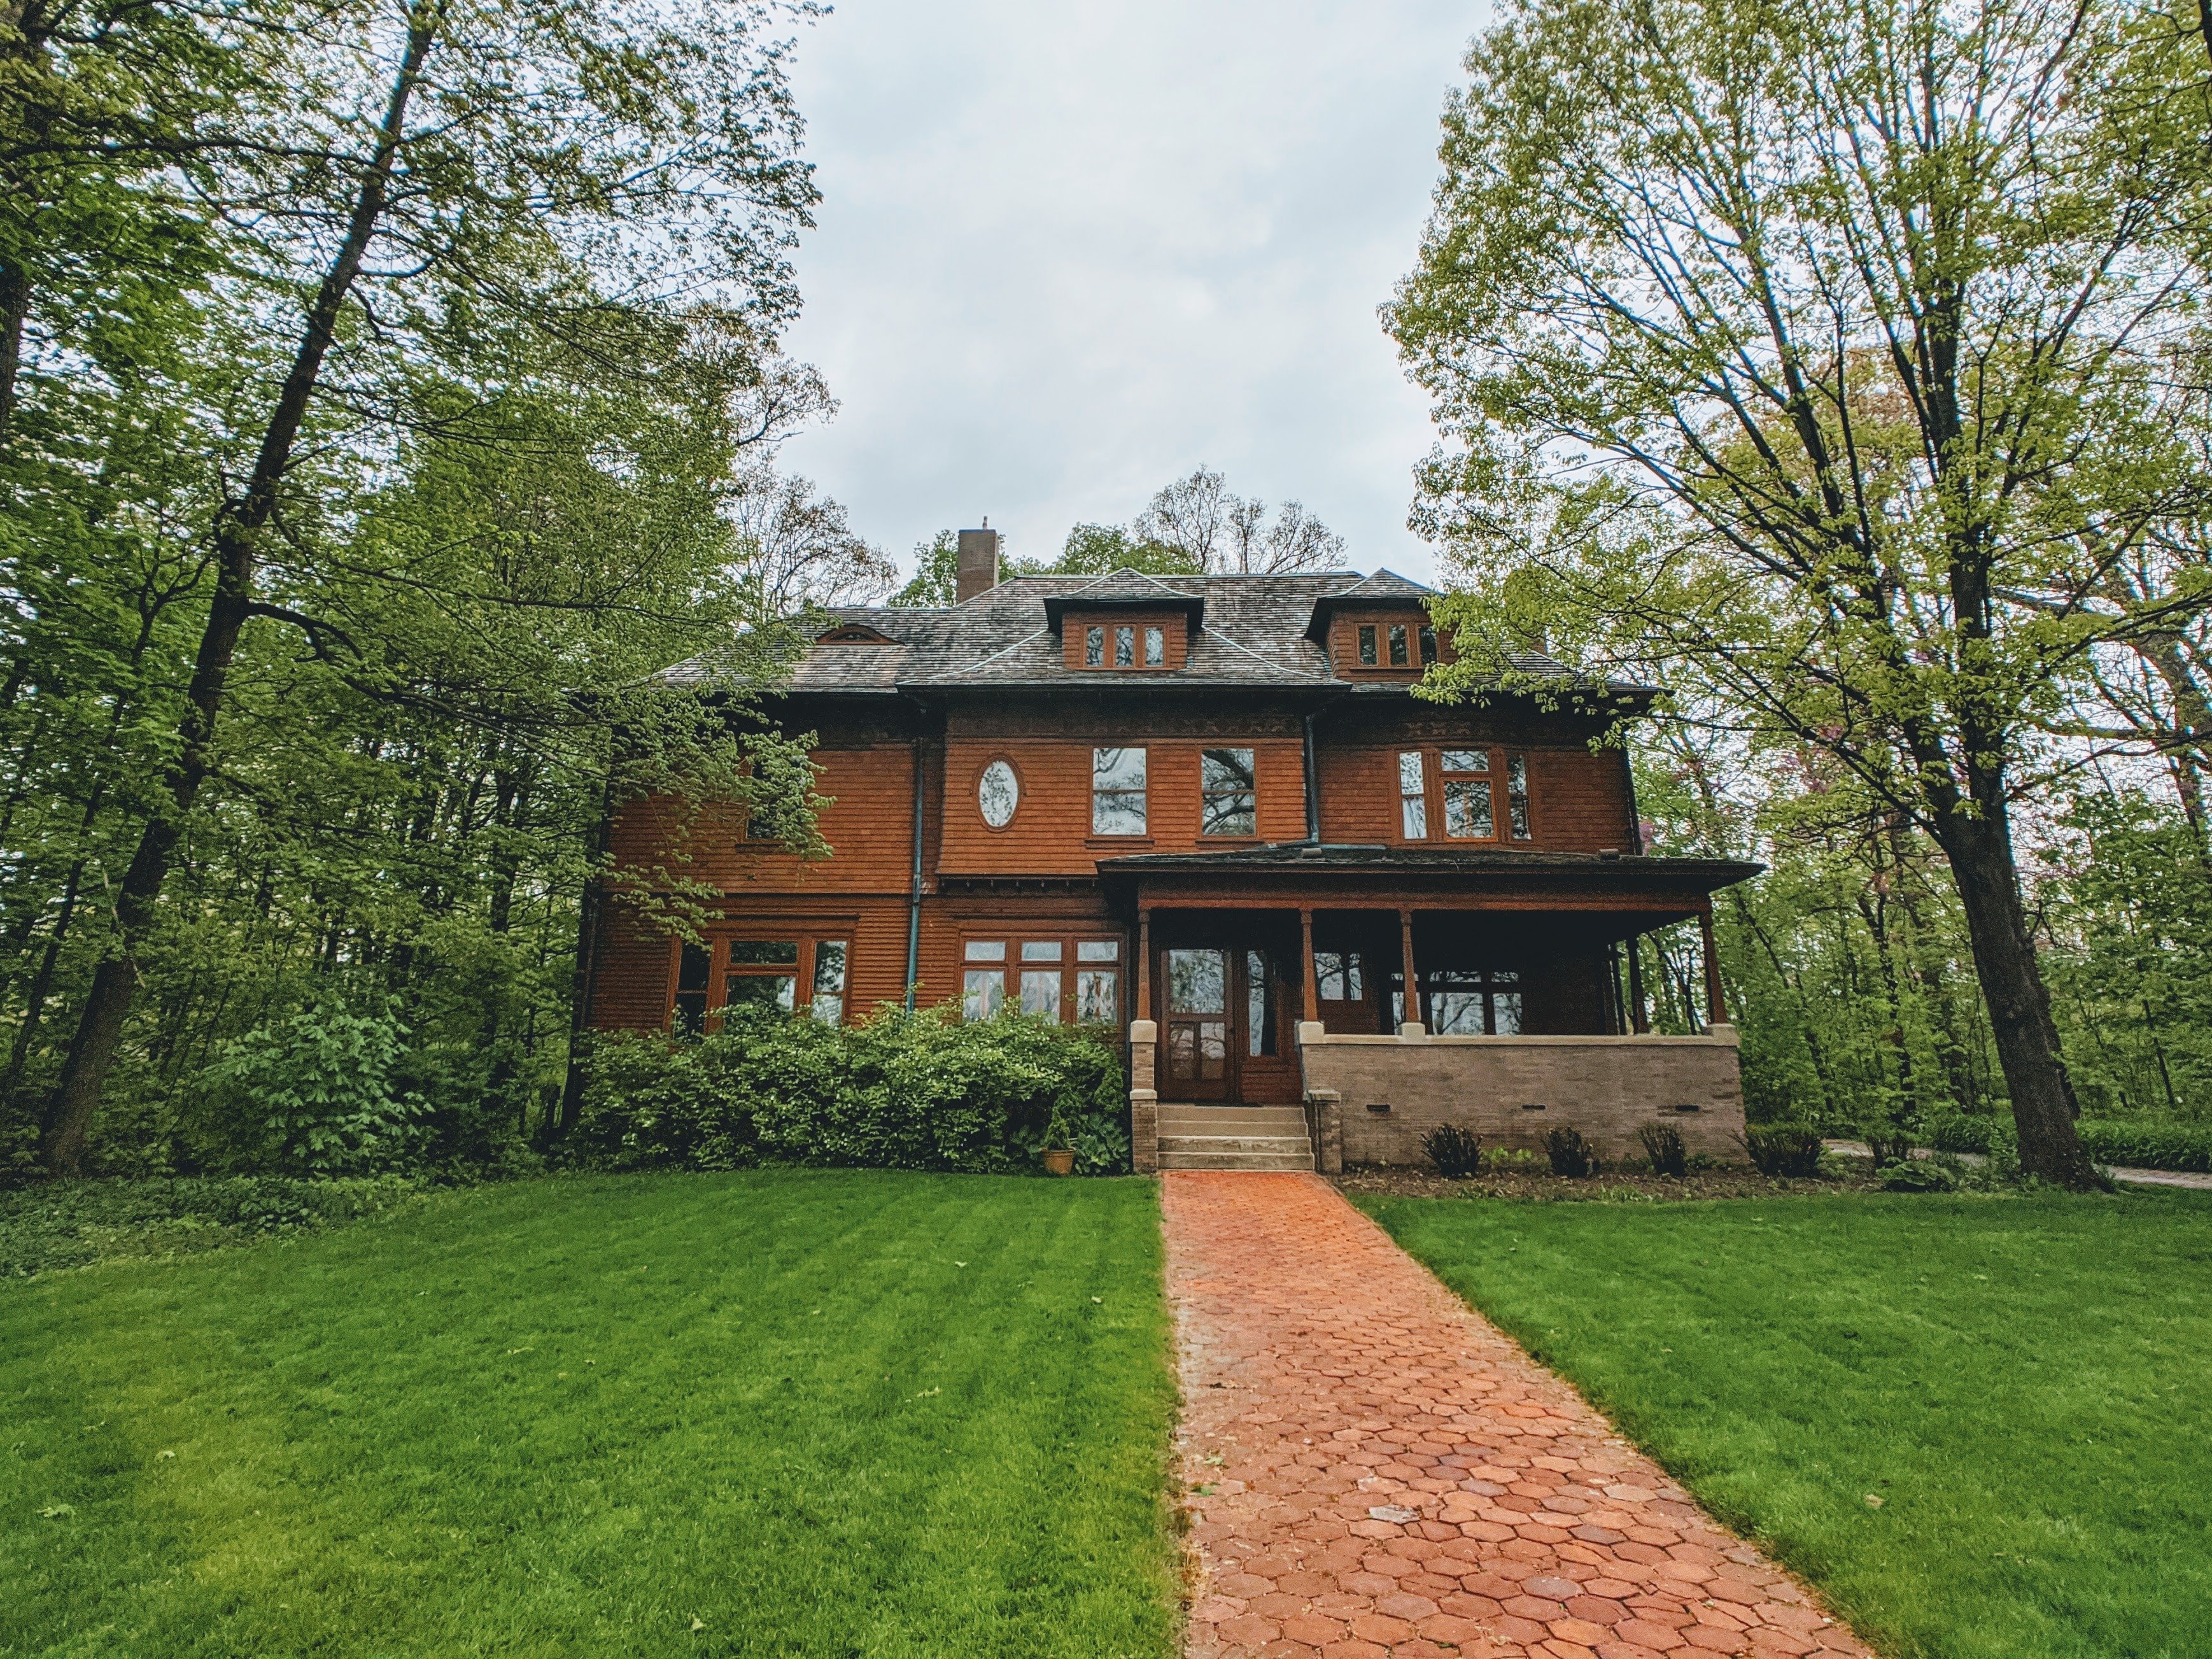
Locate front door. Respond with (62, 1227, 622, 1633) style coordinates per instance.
(1163, 947, 1233, 1101)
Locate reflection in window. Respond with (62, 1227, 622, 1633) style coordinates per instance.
(1507, 753, 1532, 839)
(1441, 749, 1494, 839)
(1115, 625, 1135, 667)
(725, 939, 799, 1016)
(1358, 624, 1378, 666)
(1092, 746, 1148, 834)
(964, 940, 1006, 961)
(1022, 940, 1062, 961)
(1427, 968, 1522, 1034)
(1085, 625, 1105, 667)
(1021, 969, 1062, 1019)
(1314, 950, 1363, 1001)
(673, 942, 710, 1033)
(1076, 938, 1119, 961)
(963, 967, 1004, 1021)
(1246, 950, 1277, 1056)
(1201, 747, 1256, 836)
(1420, 625, 1438, 665)
(1389, 623, 1409, 666)
(978, 759, 1018, 828)
(1166, 949, 1227, 1013)
(810, 941, 848, 1024)
(1074, 969, 1119, 1024)
(1398, 751, 1428, 838)
(1144, 625, 1165, 666)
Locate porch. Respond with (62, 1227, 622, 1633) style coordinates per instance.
(1099, 845, 1760, 1173)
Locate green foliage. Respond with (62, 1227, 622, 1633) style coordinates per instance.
(2075, 1120, 2212, 1174)
(1635, 1122, 1687, 1178)
(1543, 1126, 1596, 1176)
(0, 1175, 427, 1277)
(1878, 1158, 1963, 1193)
(1420, 1124, 1485, 1177)
(185, 1004, 426, 1178)
(574, 1005, 1131, 1176)
(1056, 523, 1204, 578)
(1740, 1124, 1826, 1179)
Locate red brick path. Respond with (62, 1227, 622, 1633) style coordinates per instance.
(1162, 1173, 1873, 1659)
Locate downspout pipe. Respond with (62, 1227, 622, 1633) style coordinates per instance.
(1301, 709, 1321, 844)
(904, 732, 925, 1010)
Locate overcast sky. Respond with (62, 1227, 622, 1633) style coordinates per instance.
(771, 1, 1484, 587)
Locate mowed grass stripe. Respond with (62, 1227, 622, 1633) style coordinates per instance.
(4, 1170, 1180, 1658)
(1357, 1189, 2212, 1659)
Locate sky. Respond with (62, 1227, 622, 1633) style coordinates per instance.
(771, 1, 1485, 587)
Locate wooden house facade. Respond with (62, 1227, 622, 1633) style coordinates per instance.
(586, 531, 1760, 1170)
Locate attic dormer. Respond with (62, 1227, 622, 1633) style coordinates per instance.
(1043, 568, 1206, 673)
(1304, 569, 1451, 681)
(815, 622, 899, 645)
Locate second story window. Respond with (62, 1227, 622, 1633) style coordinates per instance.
(1085, 625, 1105, 667)
(1145, 625, 1164, 666)
(1398, 751, 1428, 838)
(1507, 753, 1532, 838)
(1359, 625, 1379, 666)
(1092, 746, 1147, 835)
(1421, 625, 1439, 664)
(1115, 625, 1136, 667)
(1389, 623, 1409, 666)
(1441, 749, 1494, 839)
(1201, 748, 1256, 836)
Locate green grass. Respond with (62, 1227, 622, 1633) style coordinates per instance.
(4, 1170, 1180, 1658)
(1356, 1188, 2212, 1659)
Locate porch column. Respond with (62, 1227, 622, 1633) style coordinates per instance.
(1299, 907, 1318, 1024)
(1626, 929, 1650, 1034)
(1698, 905, 1726, 1029)
(1397, 907, 1423, 1036)
(1137, 908, 1152, 1023)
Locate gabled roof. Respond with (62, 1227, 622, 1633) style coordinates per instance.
(1041, 568, 1206, 634)
(1303, 567, 1438, 641)
(653, 568, 1645, 702)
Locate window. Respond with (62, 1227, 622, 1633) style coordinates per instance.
(1314, 950, 1363, 1001)
(1246, 949, 1278, 1056)
(1389, 623, 1409, 666)
(672, 942, 710, 1033)
(1115, 625, 1135, 667)
(1085, 625, 1105, 667)
(1144, 625, 1165, 666)
(1201, 747, 1256, 837)
(1075, 938, 1120, 1024)
(1092, 746, 1147, 835)
(1427, 968, 1522, 1035)
(963, 939, 1006, 1021)
(1420, 625, 1438, 665)
(1358, 624, 1378, 666)
(810, 941, 847, 1024)
(1507, 753, 1532, 839)
(968, 936, 1122, 1024)
(1441, 748, 1495, 840)
(1020, 940, 1063, 1019)
(725, 939, 800, 1013)
(978, 758, 1018, 828)
(1398, 751, 1428, 839)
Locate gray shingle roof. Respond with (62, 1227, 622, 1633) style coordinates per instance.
(655, 568, 1629, 696)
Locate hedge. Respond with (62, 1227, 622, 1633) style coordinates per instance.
(1924, 1113, 2212, 1173)
(572, 1003, 1131, 1175)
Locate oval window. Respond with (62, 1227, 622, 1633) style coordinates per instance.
(978, 759, 1018, 828)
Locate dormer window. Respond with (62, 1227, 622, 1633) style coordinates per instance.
(1359, 625, 1378, 666)
(1067, 612, 1181, 672)
(1115, 626, 1134, 667)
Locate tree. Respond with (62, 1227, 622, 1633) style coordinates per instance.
(30, 0, 822, 1174)
(726, 462, 897, 614)
(1388, 0, 2212, 1185)
(1134, 467, 1348, 574)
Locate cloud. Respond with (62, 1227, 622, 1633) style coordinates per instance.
(773, 0, 1481, 580)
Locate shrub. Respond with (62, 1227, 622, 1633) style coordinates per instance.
(2075, 1120, 2212, 1173)
(1544, 1127, 1597, 1177)
(1880, 1157, 1962, 1192)
(1926, 1113, 2004, 1155)
(1421, 1124, 1484, 1178)
(1863, 1124, 1915, 1168)
(1741, 1124, 1826, 1178)
(572, 1004, 1130, 1175)
(1636, 1122, 1688, 1178)
(187, 1005, 429, 1176)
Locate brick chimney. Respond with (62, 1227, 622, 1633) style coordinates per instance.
(955, 524, 999, 603)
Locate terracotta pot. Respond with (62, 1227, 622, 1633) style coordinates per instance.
(1043, 1148, 1076, 1177)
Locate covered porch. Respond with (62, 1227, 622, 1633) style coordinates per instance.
(1098, 845, 1761, 1171)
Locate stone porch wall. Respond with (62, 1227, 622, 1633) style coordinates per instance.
(1296, 1022, 1746, 1171)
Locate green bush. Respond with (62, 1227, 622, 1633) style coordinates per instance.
(1636, 1122, 1688, 1177)
(1880, 1156, 1964, 1192)
(572, 1004, 1131, 1176)
(1740, 1124, 1826, 1178)
(1, 1175, 426, 1277)
(2075, 1120, 2212, 1173)
(1926, 1113, 2007, 1155)
(1421, 1125, 1485, 1177)
(1544, 1127, 1598, 1177)
(186, 1005, 430, 1176)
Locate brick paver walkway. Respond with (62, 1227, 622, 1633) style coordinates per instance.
(1162, 1172, 1873, 1659)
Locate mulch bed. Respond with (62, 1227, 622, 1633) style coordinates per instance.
(1334, 1163, 1880, 1202)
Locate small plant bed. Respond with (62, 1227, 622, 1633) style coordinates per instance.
(1337, 1161, 1880, 1203)
(3, 1169, 1179, 1658)
(1358, 1187, 2212, 1658)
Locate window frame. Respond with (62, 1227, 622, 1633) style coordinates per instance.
(959, 933, 1123, 1026)
(668, 933, 854, 1030)
(975, 754, 1022, 832)
(1085, 625, 1105, 667)
(1091, 745, 1149, 837)
(1391, 746, 1536, 845)
(1199, 746, 1258, 838)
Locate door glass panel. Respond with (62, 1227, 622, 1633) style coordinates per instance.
(1167, 949, 1227, 1013)
(1246, 949, 1276, 1056)
(1168, 1021, 1227, 1081)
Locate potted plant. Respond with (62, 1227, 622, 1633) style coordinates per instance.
(1041, 1104, 1076, 1176)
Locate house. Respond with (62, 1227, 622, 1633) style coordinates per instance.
(583, 529, 1760, 1171)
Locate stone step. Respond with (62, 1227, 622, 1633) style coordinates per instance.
(1157, 1149, 1316, 1172)
(1156, 1106, 1309, 1127)
(1159, 1134, 1315, 1156)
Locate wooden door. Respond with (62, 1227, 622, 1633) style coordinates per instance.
(1162, 947, 1233, 1101)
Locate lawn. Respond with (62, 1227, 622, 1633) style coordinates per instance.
(4, 1170, 1180, 1658)
(1356, 1187, 2212, 1659)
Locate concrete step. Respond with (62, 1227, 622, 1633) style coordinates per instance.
(1156, 1106, 1309, 1129)
(1158, 1134, 1315, 1156)
(1157, 1148, 1316, 1172)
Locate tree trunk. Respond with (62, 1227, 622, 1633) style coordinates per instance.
(1933, 809, 2097, 1186)
(552, 766, 613, 1145)
(38, 7, 439, 1175)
